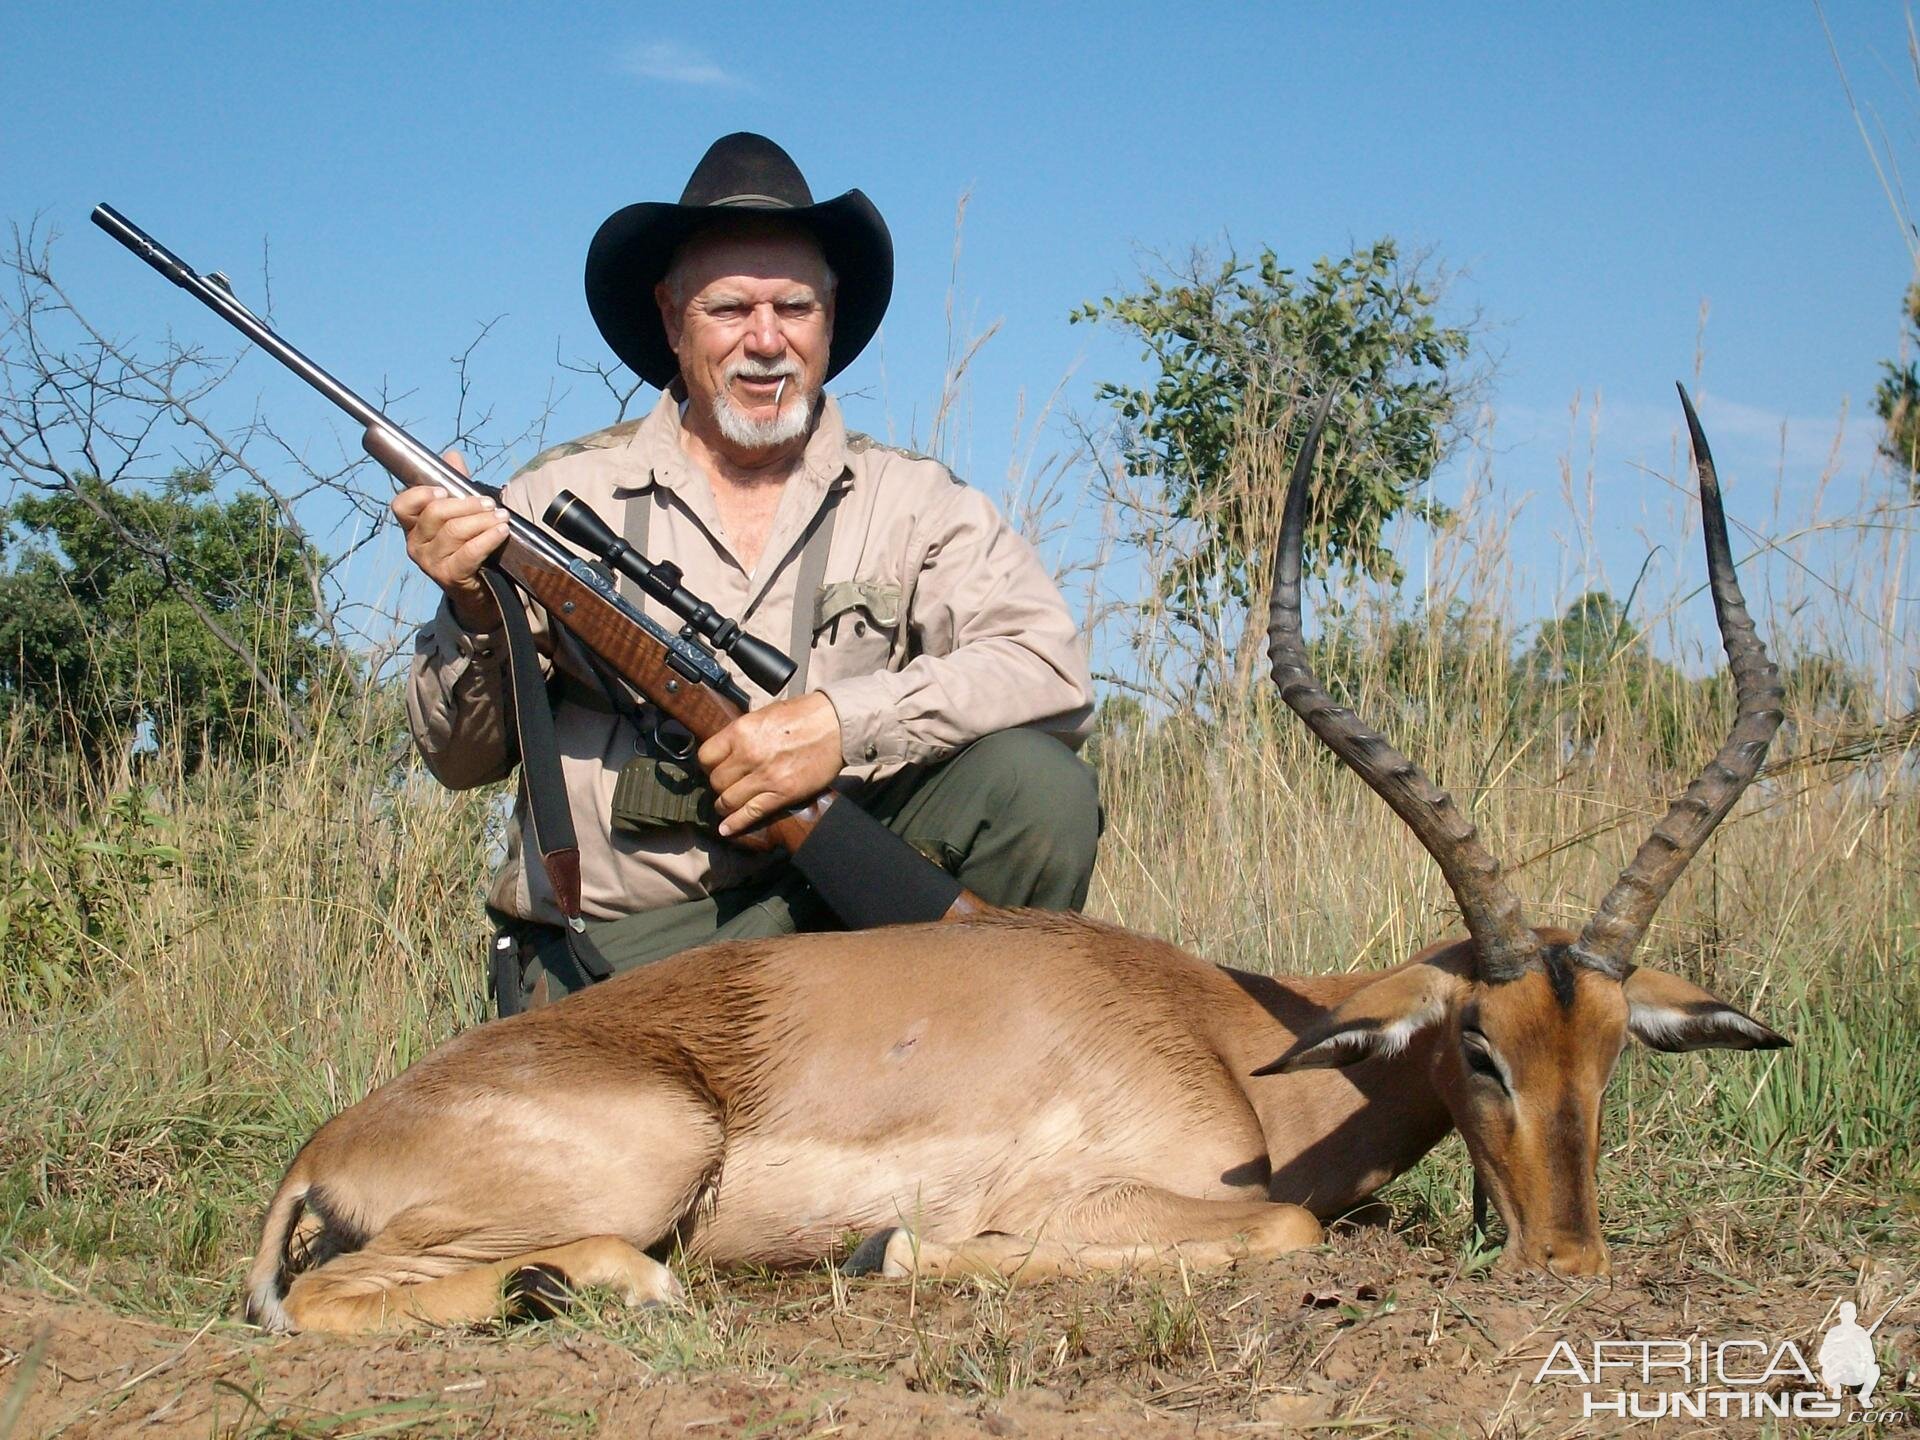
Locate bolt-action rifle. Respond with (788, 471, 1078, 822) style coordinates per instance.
(93, 204, 980, 949)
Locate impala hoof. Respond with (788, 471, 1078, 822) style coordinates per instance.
(841, 1228, 902, 1277)
(504, 1262, 574, 1320)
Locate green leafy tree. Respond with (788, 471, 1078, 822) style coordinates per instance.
(1874, 283, 1920, 487)
(1520, 590, 1697, 765)
(1077, 240, 1475, 664)
(1522, 591, 1641, 690)
(0, 470, 334, 768)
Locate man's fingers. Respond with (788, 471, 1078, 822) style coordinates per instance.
(453, 519, 512, 570)
(713, 774, 769, 817)
(399, 493, 509, 590)
(394, 467, 480, 528)
(716, 787, 781, 838)
(431, 507, 509, 549)
(696, 731, 735, 774)
(391, 485, 444, 524)
(420, 494, 497, 529)
(442, 449, 471, 477)
(398, 491, 496, 540)
(409, 504, 500, 578)
(699, 697, 843, 840)
(704, 749, 757, 797)
(707, 751, 796, 810)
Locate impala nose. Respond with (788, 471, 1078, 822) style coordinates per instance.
(1540, 1236, 1611, 1277)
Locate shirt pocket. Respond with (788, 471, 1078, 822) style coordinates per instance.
(808, 579, 902, 679)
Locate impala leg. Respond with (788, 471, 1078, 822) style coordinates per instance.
(850, 1188, 1322, 1281)
(283, 1229, 682, 1334)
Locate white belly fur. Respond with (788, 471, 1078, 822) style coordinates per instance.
(686, 1098, 1267, 1265)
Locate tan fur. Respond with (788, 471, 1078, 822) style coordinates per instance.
(246, 914, 1779, 1331)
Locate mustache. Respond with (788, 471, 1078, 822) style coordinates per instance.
(724, 360, 802, 383)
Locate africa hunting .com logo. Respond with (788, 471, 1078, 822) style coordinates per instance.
(1530, 1293, 1914, 1424)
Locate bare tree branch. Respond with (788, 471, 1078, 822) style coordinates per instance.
(557, 342, 645, 422)
(0, 221, 557, 755)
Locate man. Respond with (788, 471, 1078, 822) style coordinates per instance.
(395, 133, 1099, 1012)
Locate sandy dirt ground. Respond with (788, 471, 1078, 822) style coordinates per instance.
(3, 1229, 1915, 1438)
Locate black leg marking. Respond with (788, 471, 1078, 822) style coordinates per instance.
(298, 1186, 370, 1271)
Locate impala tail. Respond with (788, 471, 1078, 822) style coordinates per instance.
(243, 1159, 368, 1332)
(243, 1169, 311, 1332)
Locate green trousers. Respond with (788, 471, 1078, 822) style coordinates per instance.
(496, 729, 1099, 1013)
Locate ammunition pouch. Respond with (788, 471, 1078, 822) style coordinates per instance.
(611, 753, 720, 832)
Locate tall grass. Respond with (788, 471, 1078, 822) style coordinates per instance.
(0, 404, 1915, 1324)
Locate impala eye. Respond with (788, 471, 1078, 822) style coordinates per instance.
(1462, 1031, 1508, 1091)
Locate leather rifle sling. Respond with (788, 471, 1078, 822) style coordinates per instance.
(615, 481, 652, 610)
(485, 566, 614, 990)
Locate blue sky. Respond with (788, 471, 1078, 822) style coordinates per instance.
(5, 2, 1915, 671)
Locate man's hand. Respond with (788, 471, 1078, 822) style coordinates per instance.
(389, 451, 510, 631)
(699, 691, 844, 838)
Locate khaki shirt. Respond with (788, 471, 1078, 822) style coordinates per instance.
(406, 390, 1095, 924)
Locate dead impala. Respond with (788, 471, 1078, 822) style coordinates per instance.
(246, 386, 1787, 1333)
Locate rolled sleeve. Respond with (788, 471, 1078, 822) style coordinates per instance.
(405, 593, 519, 790)
(816, 486, 1094, 770)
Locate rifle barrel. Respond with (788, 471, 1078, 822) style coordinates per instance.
(93, 205, 394, 439)
(90, 203, 580, 573)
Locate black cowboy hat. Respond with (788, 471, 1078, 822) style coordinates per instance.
(585, 132, 892, 390)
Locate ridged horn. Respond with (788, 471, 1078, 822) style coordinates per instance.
(1267, 391, 1540, 982)
(1569, 385, 1786, 978)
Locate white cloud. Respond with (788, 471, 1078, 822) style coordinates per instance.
(620, 41, 747, 89)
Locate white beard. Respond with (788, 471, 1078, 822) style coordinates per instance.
(713, 365, 815, 449)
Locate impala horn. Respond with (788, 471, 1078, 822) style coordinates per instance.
(1568, 386, 1786, 978)
(1266, 391, 1540, 982)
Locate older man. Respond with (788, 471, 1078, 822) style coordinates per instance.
(396, 133, 1098, 1012)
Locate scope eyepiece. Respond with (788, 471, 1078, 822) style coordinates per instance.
(545, 490, 620, 557)
(727, 631, 802, 698)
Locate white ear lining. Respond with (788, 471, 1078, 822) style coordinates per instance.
(1287, 997, 1448, 1069)
(1627, 999, 1781, 1052)
(1362, 1008, 1442, 1060)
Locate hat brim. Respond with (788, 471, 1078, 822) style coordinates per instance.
(585, 189, 892, 390)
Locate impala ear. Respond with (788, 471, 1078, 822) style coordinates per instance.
(1254, 963, 1463, 1075)
(1622, 967, 1790, 1053)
